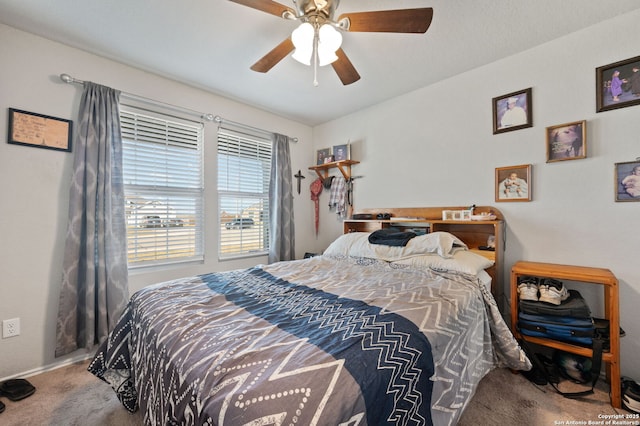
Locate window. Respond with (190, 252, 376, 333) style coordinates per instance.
(121, 106, 204, 267)
(217, 126, 272, 259)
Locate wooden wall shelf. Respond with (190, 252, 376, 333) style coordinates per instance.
(309, 160, 359, 181)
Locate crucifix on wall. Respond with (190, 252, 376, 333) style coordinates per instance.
(294, 170, 305, 194)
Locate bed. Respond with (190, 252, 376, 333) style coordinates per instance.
(89, 227, 531, 425)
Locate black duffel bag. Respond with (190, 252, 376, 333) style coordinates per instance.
(519, 289, 591, 318)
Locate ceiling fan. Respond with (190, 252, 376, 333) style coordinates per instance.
(230, 0, 433, 85)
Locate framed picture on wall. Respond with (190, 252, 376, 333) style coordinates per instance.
(316, 148, 331, 165)
(492, 88, 532, 134)
(596, 55, 640, 113)
(8, 108, 73, 152)
(615, 160, 640, 202)
(546, 120, 587, 163)
(495, 164, 532, 202)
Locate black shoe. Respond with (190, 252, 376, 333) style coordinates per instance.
(0, 400, 5, 413)
(537, 354, 561, 384)
(0, 379, 36, 401)
(521, 365, 548, 385)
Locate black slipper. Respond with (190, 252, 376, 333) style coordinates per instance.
(521, 365, 548, 386)
(0, 379, 36, 401)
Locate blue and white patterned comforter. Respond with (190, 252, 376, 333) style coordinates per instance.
(89, 255, 529, 425)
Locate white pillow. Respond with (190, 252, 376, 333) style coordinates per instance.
(323, 232, 370, 256)
(405, 232, 467, 258)
(392, 250, 494, 276)
(323, 231, 467, 260)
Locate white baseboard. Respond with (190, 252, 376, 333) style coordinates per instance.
(0, 352, 94, 382)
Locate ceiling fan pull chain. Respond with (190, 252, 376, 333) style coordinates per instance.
(313, 60, 319, 86)
(313, 24, 319, 87)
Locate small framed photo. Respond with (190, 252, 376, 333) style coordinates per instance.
(596, 55, 640, 113)
(332, 143, 350, 161)
(442, 210, 472, 221)
(8, 108, 73, 152)
(615, 160, 640, 202)
(546, 120, 587, 162)
(495, 164, 532, 202)
(316, 148, 331, 165)
(492, 88, 533, 134)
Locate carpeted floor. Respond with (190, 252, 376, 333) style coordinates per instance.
(458, 368, 630, 425)
(0, 360, 634, 425)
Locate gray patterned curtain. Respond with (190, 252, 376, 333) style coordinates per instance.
(55, 82, 129, 357)
(268, 133, 295, 263)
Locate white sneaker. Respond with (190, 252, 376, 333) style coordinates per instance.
(538, 278, 569, 305)
(517, 277, 539, 301)
(622, 378, 640, 414)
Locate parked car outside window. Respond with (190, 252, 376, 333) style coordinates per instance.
(141, 216, 184, 228)
(143, 216, 162, 228)
(225, 218, 254, 229)
(163, 218, 184, 227)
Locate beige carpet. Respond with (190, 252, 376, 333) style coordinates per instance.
(0, 360, 632, 425)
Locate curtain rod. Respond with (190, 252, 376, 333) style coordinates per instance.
(60, 74, 298, 142)
(60, 73, 215, 122)
(213, 115, 298, 143)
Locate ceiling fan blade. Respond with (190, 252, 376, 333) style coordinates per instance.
(331, 48, 361, 85)
(338, 8, 433, 33)
(250, 38, 295, 73)
(229, 0, 295, 18)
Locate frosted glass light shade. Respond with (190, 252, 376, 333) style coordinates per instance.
(318, 24, 342, 66)
(291, 22, 342, 66)
(291, 22, 314, 65)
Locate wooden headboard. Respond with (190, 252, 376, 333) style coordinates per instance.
(343, 206, 506, 309)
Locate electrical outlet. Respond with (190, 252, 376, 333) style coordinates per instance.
(2, 318, 20, 338)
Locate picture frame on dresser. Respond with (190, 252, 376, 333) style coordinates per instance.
(596, 55, 640, 112)
(615, 160, 640, 202)
(546, 120, 587, 163)
(495, 164, 531, 202)
(492, 88, 532, 134)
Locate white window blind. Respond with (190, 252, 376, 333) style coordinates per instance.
(218, 127, 272, 259)
(121, 107, 204, 267)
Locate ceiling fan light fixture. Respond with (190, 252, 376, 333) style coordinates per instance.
(317, 24, 342, 66)
(317, 50, 338, 67)
(291, 22, 314, 65)
(291, 22, 342, 67)
(233, 0, 433, 85)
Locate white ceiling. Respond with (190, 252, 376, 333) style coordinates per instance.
(2, 0, 640, 126)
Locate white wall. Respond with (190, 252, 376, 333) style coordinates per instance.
(312, 10, 640, 377)
(0, 24, 314, 379)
